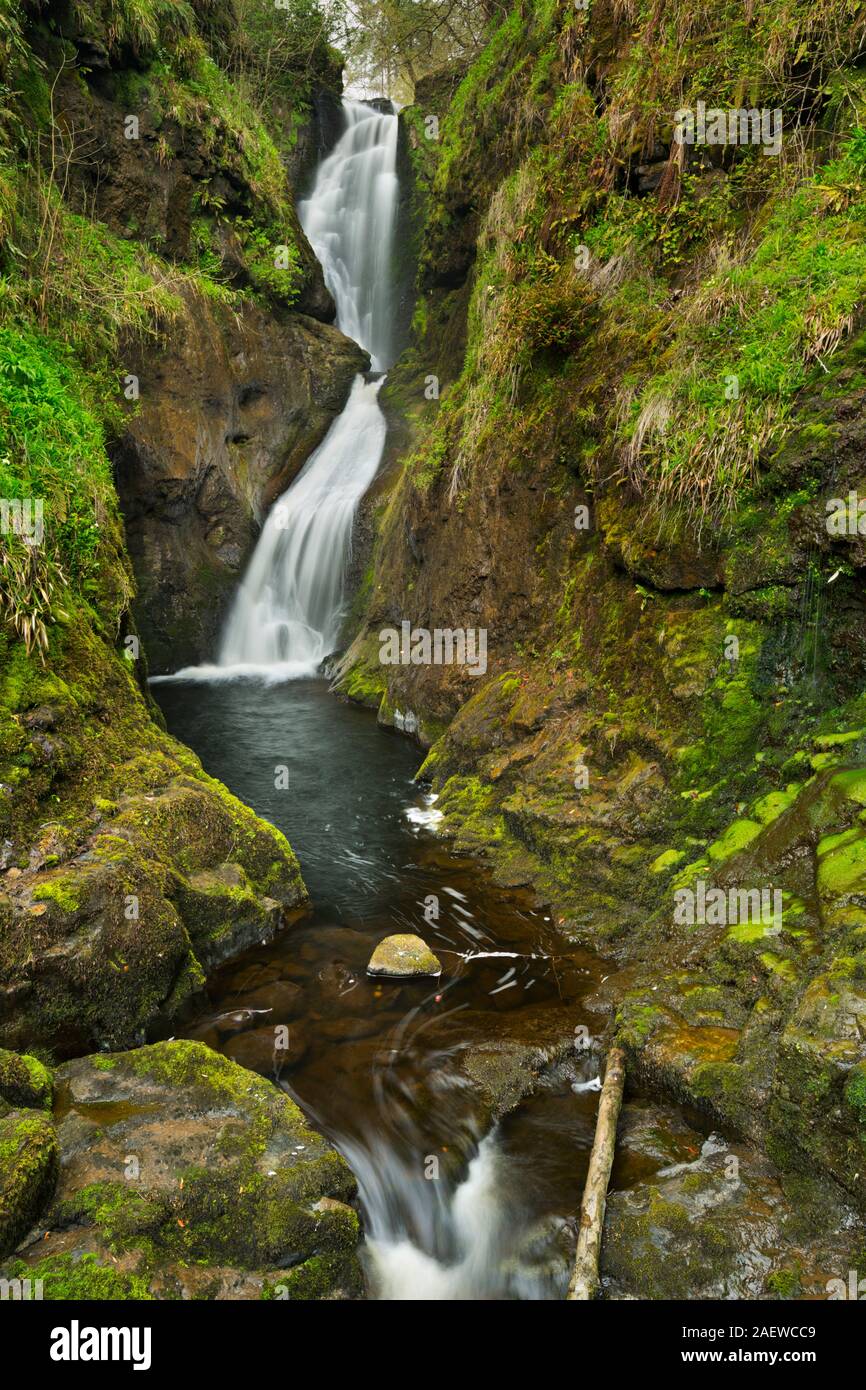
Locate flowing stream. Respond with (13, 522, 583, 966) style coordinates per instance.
(156, 679, 630, 1298)
(153, 100, 659, 1298)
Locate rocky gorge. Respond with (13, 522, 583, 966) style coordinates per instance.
(1, 0, 866, 1307)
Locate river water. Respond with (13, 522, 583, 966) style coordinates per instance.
(155, 678, 614, 1298)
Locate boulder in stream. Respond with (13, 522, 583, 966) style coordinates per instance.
(367, 934, 442, 978)
(0, 1041, 363, 1300)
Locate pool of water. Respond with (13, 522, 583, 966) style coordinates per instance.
(155, 676, 618, 1298)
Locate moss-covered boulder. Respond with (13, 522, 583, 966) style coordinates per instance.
(0, 1041, 363, 1300)
(0, 1049, 53, 1110)
(0, 1107, 58, 1258)
(0, 752, 308, 1055)
(367, 933, 442, 978)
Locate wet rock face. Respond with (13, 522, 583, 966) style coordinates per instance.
(615, 763, 866, 1211)
(114, 295, 367, 670)
(0, 1042, 363, 1299)
(603, 1128, 861, 1301)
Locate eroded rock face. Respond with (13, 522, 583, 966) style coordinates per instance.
(115, 292, 368, 671)
(0, 1042, 363, 1299)
(42, 20, 334, 323)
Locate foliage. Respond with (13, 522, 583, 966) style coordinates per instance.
(342, 0, 496, 101)
(407, 0, 866, 530)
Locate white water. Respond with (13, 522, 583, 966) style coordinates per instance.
(216, 100, 398, 676)
(299, 101, 399, 371)
(337, 1124, 571, 1301)
(356, 1136, 510, 1300)
(157, 100, 399, 683)
(217, 374, 388, 676)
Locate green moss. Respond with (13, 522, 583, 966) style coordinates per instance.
(3, 1251, 153, 1300)
(0, 1107, 58, 1257)
(30, 876, 82, 914)
(706, 819, 762, 863)
(261, 1251, 363, 1301)
(126, 1039, 270, 1104)
(651, 849, 686, 874)
(0, 1050, 53, 1109)
(766, 1267, 803, 1298)
(615, 1001, 664, 1051)
(758, 952, 798, 982)
(844, 1062, 866, 1125)
(817, 830, 866, 898)
(436, 774, 506, 846)
(340, 661, 387, 708)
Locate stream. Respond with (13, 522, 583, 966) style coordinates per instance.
(151, 99, 638, 1300)
(154, 678, 620, 1298)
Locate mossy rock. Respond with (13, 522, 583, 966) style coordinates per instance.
(0, 1050, 53, 1110)
(603, 1136, 859, 1300)
(0, 1042, 363, 1299)
(0, 772, 308, 1054)
(0, 1107, 59, 1258)
(367, 933, 442, 978)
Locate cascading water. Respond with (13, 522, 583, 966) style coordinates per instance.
(217, 377, 387, 676)
(216, 99, 399, 677)
(299, 101, 399, 372)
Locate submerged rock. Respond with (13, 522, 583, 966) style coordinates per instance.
(0, 1041, 363, 1300)
(367, 934, 442, 978)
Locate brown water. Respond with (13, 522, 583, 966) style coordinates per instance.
(154, 676, 622, 1298)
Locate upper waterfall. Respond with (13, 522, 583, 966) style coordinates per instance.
(207, 99, 399, 678)
(299, 100, 399, 372)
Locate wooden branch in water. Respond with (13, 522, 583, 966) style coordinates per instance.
(566, 1045, 627, 1301)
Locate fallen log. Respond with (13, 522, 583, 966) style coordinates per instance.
(566, 1044, 627, 1301)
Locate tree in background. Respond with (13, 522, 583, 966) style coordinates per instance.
(340, 0, 504, 103)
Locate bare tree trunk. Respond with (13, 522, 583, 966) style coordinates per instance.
(566, 1045, 627, 1301)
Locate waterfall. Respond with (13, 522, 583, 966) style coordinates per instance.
(217, 376, 387, 676)
(216, 99, 399, 678)
(299, 101, 399, 371)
